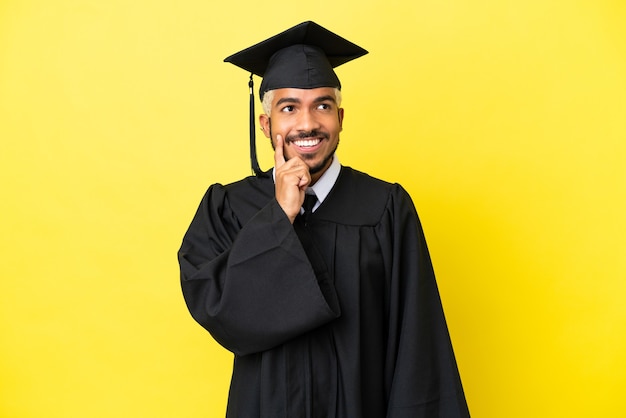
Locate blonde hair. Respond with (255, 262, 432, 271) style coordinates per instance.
(261, 88, 343, 116)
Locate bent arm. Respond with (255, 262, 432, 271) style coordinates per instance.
(178, 185, 340, 356)
(384, 186, 469, 417)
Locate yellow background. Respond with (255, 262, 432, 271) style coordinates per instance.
(1, 0, 625, 417)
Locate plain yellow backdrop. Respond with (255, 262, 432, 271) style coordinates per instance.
(1, 0, 625, 417)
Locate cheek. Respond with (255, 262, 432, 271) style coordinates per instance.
(269, 117, 289, 137)
(322, 113, 342, 132)
(327, 119, 343, 136)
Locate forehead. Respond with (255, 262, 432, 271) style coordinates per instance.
(271, 87, 337, 104)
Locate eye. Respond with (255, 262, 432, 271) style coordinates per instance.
(317, 103, 332, 111)
(281, 105, 295, 113)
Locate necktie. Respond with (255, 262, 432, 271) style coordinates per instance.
(302, 193, 317, 223)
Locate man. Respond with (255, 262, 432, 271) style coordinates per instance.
(178, 21, 469, 417)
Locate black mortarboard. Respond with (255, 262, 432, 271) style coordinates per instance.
(223, 21, 368, 176)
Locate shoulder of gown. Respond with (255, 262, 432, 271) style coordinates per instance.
(314, 166, 414, 226)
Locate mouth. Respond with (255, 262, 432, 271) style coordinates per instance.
(285, 131, 329, 152)
(291, 138, 322, 148)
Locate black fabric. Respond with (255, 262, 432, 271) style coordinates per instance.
(258, 44, 340, 99)
(301, 192, 317, 222)
(178, 166, 470, 417)
(224, 21, 368, 99)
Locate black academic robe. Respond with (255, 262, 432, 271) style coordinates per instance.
(178, 166, 469, 418)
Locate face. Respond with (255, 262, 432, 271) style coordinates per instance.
(259, 87, 344, 183)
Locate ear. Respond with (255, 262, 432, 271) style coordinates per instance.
(259, 114, 271, 138)
(338, 108, 344, 131)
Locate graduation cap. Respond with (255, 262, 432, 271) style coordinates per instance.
(224, 21, 368, 176)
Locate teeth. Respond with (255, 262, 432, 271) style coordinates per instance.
(293, 139, 320, 147)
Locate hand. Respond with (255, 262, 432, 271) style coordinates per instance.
(274, 135, 310, 223)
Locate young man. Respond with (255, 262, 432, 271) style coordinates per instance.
(178, 21, 469, 418)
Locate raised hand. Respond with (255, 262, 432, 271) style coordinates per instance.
(274, 134, 310, 223)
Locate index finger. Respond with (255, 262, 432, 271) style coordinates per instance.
(274, 134, 286, 168)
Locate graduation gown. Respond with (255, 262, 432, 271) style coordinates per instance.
(178, 166, 469, 418)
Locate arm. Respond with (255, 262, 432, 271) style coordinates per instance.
(384, 186, 470, 417)
(178, 185, 340, 356)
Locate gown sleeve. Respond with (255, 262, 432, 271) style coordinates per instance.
(384, 185, 470, 418)
(178, 184, 341, 356)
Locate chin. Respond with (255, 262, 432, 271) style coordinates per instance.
(307, 155, 333, 176)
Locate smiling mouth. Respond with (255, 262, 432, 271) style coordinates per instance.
(291, 138, 321, 148)
(286, 130, 329, 149)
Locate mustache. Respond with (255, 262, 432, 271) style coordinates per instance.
(285, 130, 330, 143)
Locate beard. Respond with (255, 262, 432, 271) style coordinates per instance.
(306, 141, 339, 175)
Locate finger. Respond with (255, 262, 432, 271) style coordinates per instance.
(278, 155, 309, 187)
(274, 134, 286, 168)
(298, 169, 311, 190)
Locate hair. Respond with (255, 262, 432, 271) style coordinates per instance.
(261, 87, 343, 116)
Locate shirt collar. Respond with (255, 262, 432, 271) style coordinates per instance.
(307, 155, 340, 206)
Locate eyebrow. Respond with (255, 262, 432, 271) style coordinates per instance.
(275, 95, 337, 107)
(313, 95, 337, 104)
(275, 97, 300, 107)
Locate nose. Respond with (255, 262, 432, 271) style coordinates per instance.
(296, 109, 321, 133)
